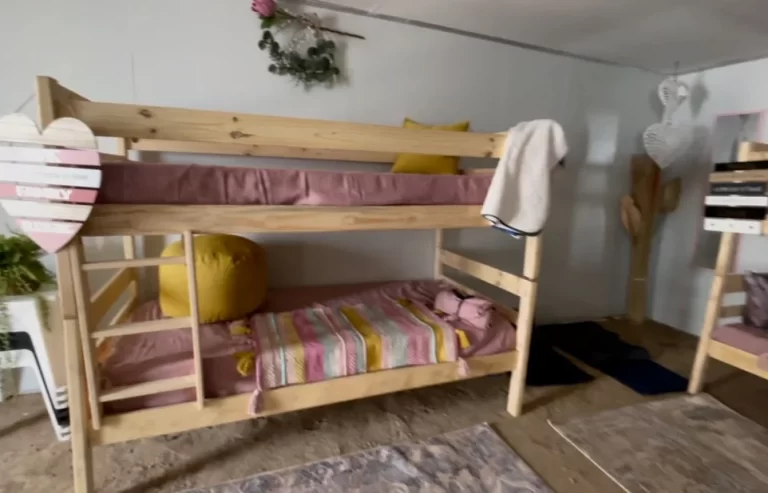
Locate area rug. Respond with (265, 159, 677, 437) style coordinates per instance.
(532, 321, 687, 394)
(183, 423, 552, 492)
(550, 394, 768, 492)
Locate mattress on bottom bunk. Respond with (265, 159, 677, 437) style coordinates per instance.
(98, 162, 492, 206)
(99, 281, 516, 413)
(713, 323, 768, 357)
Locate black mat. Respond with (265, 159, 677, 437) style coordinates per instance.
(526, 321, 688, 395)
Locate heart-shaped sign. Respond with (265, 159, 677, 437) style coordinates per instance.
(643, 122, 693, 169)
(0, 114, 101, 253)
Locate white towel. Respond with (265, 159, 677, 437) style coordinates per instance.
(481, 120, 568, 236)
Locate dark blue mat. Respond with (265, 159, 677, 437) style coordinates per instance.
(526, 321, 687, 395)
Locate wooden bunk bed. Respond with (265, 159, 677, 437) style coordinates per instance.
(4, 76, 548, 493)
(689, 141, 768, 394)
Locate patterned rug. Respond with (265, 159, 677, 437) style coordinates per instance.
(183, 423, 552, 492)
(551, 394, 768, 493)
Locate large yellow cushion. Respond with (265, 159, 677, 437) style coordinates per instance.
(159, 234, 267, 324)
(391, 118, 470, 174)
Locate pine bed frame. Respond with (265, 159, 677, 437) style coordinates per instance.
(689, 141, 768, 393)
(21, 76, 543, 492)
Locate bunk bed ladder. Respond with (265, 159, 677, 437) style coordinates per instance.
(70, 231, 205, 430)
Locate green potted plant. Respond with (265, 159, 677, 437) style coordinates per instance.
(0, 233, 54, 399)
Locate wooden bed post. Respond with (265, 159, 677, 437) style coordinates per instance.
(507, 235, 542, 416)
(36, 76, 95, 492)
(434, 229, 443, 279)
(688, 231, 737, 393)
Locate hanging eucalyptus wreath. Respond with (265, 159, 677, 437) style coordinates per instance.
(251, 0, 364, 88)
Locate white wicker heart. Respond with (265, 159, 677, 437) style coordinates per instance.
(643, 77, 693, 169)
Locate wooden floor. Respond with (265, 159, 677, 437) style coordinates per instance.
(2, 317, 768, 493)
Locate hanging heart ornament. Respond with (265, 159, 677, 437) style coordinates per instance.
(643, 77, 693, 168)
(643, 122, 693, 169)
(657, 77, 689, 120)
(0, 114, 101, 253)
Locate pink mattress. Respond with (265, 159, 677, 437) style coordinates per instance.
(99, 281, 516, 413)
(99, 162, 492, 206)
(713, 323, 768, 357)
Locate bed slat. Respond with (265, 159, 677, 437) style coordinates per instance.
(91, 316, 192, 339)
(440, 249, 531, 297)
(64, 100, 507, 158)
(99, 374, 196, 403)
(82, 256, 185, 271)
(708, 340, 768, 380)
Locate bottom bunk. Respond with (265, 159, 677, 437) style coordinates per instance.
(709, 323, 768, 379)
(92, 280, 518, 444)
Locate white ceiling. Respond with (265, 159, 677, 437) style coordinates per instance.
(311, 0, 768, 74)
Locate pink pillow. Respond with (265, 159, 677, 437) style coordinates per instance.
(744, 271, 768, 329)
(434, 290, 493, 329)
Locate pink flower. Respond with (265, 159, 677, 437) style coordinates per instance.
(251, 0, 276, 17)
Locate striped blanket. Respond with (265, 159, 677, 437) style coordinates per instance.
(245, 296, 459, 413)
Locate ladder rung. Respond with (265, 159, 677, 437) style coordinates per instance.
(92, 316, 191, 339)
(99, 375, 196, 403)
(82, 256, 185, 271)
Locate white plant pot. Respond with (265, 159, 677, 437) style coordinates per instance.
(0, 290, 62, 402)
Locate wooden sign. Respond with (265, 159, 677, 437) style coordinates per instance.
(0, 114, 101, 253)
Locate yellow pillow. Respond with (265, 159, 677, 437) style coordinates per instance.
(159, 234, 268, 324)
(391, 118, 470, 174)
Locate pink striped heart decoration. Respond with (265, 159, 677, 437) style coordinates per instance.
(0, 114, 102, 253)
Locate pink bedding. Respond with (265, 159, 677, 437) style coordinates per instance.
(98, 162, 492, 206)
(713, 323, 768, 371)
(99, 281, 516, 413)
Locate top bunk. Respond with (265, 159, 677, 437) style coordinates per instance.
(0, 76, 513, 237)
(706, 141, 768, 236)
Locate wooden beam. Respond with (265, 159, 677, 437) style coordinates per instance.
(63, 319, 94, 493)
(107, 295, 136, 327)
(433, 230, 444, 280)
(89, 268, 134, 326)
(99, 375, 196, 403)
(38, 76, 95, 493)
(688, 232, 737, 393)
(69, 241, 102, 430)
(92, 351, 516, 445)
(718, 304, 743, 319)
(81, 204, 490, 236)
(709, 340, 768, 380)
(81, 256, 185, 271)
(440, 249, 531, 297)
(723, 274, 745, 294)
(61, 100, 507, 157)
(710, 170, 768, 183)
(738, 141, 768, 161)
(507, 235, 542, 416)
(92, 316, 191, 339)
(131, 139, 397, 163)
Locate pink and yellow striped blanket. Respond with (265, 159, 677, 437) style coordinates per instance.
(244, 296, 458, 413)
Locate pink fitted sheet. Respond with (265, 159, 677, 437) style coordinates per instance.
(99, 281, 516, 413)
(98, 162, 492, 206)
(713, 323, 768, 357)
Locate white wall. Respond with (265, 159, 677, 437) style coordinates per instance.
(1, 0, 661, 324)
(651, 57, 768, 334)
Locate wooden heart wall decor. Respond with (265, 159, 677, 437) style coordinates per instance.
(0, 114, 101, 253)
